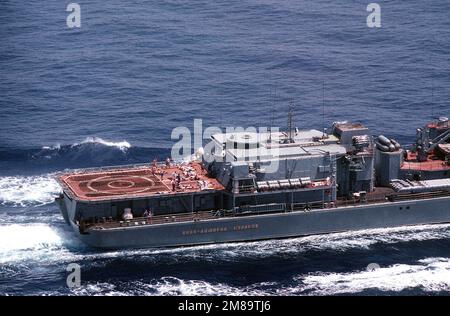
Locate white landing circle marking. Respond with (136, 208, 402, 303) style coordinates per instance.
(87, 175, 156, 195)
(107, 180, 135, 189)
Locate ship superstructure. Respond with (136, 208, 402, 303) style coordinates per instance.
(55, 117, 450, 249)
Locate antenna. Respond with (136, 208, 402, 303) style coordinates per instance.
(429, 50, 436, 120)
(287, 100, 294, 143)
(431, 75, 434, 120)
(269, 88, 276, 143)
(322, 81, 325, 138)
(271, 88, 276, 127)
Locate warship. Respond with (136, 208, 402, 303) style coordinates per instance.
(55, 116, 450, 249)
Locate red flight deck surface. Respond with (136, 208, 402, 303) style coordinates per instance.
(59, 162, 224, 201)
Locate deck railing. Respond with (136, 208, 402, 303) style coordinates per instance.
(85, 190, 450, 231)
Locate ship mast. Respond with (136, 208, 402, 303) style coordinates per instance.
(269, 88, 276, 144)
(287, 101, 294, 143)
(322, 81, 326, 138)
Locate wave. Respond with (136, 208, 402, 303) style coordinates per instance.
(0, 139, 169, 174)
(36, 137, 132, 161)
(41, 144, 61, 150)
(73, 137, 131, 152)
(0, 174, 61, 206)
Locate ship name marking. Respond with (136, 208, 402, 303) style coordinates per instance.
(182, 224, 259, 236)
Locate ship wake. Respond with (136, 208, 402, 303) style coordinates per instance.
(175, 223, 450, 260)
(0, 224, 64, 263)
(1, 222, 450, 295)
(69, 257, 450, 295)
(297, 257, 450, 294)
(0, 174, 61, 207)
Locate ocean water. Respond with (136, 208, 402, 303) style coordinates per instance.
(1, 0, 450, 295)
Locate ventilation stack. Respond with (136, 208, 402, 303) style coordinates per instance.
(374, 135, 403, 186)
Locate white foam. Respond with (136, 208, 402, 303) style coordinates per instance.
(71, 278, 273, 296)
(293, 223, 450, 252)
(0, 174, 61, 206)
(153, 278, 238, 296)
(0, 224, 63, 262)
(41, 144, 61, 150)
(74, 137, 131, 151)
(149, 277, 274, 296)
(74, 282, 125, 296)
(298, 257, 450, 294)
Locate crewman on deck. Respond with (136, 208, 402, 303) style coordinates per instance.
(165, 157, 171, 168)
(146, 208, 153, 224)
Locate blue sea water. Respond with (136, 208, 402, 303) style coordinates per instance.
(1, 0, 450, 295)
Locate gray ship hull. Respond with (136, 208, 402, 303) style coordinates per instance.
(71, 196, 450, 249)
